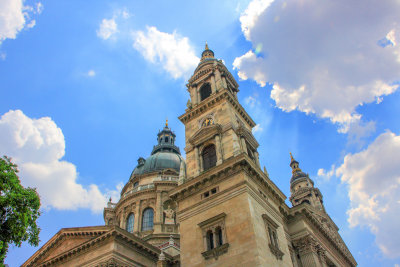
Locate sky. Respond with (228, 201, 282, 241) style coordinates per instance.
(1, 0, 400, 266)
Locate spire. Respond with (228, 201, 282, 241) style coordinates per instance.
(289, 152, 301, 174)
(166, 118, 168, 127)
(205, 41, 209, 50)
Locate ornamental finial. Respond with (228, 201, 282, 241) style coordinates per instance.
(166, 119, 168, 127)
(290, 152, 294, 161)
(205, 41, 209, 50)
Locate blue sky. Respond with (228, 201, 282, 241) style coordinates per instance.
(1, 0, 400, 266)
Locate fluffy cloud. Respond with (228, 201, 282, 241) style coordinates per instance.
(0, 110, 119, 213)
(336, 131, 400, 258)
(133, 26, 199, 79)
(0, 0, 41, 43)
(87, 69, 96, 77)
(233, 0, 400, 131)
(97, 18, 118, 40)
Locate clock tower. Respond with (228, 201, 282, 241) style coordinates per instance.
(169, 44, 292, 266)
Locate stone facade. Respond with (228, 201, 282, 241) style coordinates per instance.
(23, 45, 357, 267)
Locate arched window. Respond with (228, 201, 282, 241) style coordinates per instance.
(200, 83, 212, 101)
(206, 230, 214, 250)
(216, 227, 223, 246)
(126, 213, 134, 233)
(202, 144, 217, 171)
(301, 199, 310, 205)
(133, 181, 139, 187)
(141, 208, 154, 231)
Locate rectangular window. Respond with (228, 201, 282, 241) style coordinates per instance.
(198, 213, 229, 260)
(262, 214, 284, 260)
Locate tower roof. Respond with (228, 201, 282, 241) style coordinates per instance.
(289, 153, 309, 184)
(130, 123, 184, 177)
(201, 42, 215, 61)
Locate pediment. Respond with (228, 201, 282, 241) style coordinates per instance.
(189, 124, 222, 146)
(236, 125, 259, 149)
(23, 226, 110, 266)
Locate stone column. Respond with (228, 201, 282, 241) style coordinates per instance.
(222, 76, 228, 89)
(195, 146, 200, 175)
(241, 137, 247, 154)
(197, 85, 201, 103)
(121, 212, 127, 230)
(215, 69, 222, 90)
(156, 191, 162, 223)
(212, 228, 217, 248)
(193, 85, 198, 105)
(254, 151, 260, 167)
(199, 151, 204, 172)
(232, 132, 241, 156)
(215, 135, 223, 165)
(211, 75, 217, 93)
(318, 248, 328, 267)
(203, 234, 208, 251)
(134, 203, 141, 233)
(294, 236, 322, 267)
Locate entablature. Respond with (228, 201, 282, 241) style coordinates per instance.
(179, 90, 256, 128)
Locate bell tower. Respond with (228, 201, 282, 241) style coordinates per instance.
(182, 43, 261, 179)
(170, 44, 292, 266)
(289, 153, 325, 212)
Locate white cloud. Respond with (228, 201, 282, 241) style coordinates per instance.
(87, 69, 96, 77)
(317, 165, 335, 181)
(0, 0, 40, 43)
(244, 95, 257, 108)
(0, 110, 119, 213)
(336, 131, 400, 258)
(252, 124, 263, 134)
(234, 0, 400, 131)
(239, 0, 274, 40)
(97, 18, 118, 40)
(133, 26, 199, 79)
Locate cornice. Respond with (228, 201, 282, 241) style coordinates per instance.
(23, 226, 111, 267)
(26, 226, 176, 267)
(288, 206, 357, 266)
(169, 153, 286, 204)
(179, 90, 256, 128)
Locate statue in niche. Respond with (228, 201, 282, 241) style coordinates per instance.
(164, 205, 175, 225)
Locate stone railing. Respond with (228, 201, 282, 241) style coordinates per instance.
(154, 176, 178, 182)
(123, 184, 155, 198)
(107, 202, 117, 209)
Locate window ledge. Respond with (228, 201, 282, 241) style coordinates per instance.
(201, 243, 229, 260)
(269, 243, 284, 260)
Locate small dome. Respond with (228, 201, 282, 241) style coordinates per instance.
(130, 123, 184, 179)
(131, 152, 184, 177)
(290, 171, 308, 184)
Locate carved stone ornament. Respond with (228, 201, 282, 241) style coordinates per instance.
(96, 258, 128, 267)
(293, 236, 319, 254)
(164, 205, 175, 225)
(201, 243, 230, 260)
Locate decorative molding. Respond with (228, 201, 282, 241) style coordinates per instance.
(201, 243, 229, 260)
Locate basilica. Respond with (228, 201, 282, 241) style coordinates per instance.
(23, 45, 357, 267)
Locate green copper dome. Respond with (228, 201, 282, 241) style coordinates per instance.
(130, 122, 184, 178)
